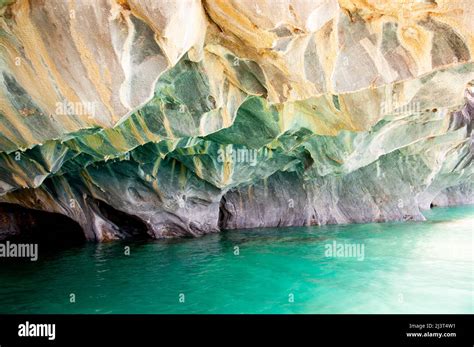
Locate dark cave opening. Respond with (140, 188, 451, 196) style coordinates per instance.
(92, 198, 151, 240)
(218, 195, 231, 230)
(0, 203, 86, 247)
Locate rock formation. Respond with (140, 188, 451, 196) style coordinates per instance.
(0, 0, 472, 241)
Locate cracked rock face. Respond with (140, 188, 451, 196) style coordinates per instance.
(0, 0, 472, 241)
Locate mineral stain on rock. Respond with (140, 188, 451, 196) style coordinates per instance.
(0, 0, 472, 241)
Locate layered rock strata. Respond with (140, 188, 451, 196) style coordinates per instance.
(0, 0, 472, 240)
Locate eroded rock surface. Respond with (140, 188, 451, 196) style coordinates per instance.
(0, 0, 472, 240)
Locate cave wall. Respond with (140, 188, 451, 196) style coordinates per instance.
(0, 0, 472, 240)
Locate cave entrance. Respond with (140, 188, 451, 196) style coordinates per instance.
(0, 203, 86, 247)
(93, 199, 151, 240)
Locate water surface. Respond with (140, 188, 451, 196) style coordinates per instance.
(0, 206, 472, 313)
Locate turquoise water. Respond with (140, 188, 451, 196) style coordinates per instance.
(0, 206, 472, 314)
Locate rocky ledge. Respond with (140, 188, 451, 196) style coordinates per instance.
(0, 0, 472, 241)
